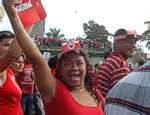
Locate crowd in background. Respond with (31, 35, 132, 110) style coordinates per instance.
(35, 37, 105, 49)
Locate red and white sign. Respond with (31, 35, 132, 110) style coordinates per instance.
(16, 0, 47, 27)
(62, 40, 81, 52)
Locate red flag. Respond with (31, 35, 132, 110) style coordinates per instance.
(16, 0, 47, 27)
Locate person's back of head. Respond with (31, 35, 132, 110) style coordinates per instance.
(138, 58, 145, 66)
(94, 63, 99, 69)
(104, 51, 111, 60)
(48, 56, 57, 69)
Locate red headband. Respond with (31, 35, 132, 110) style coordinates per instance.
(114, 30, 137, 42)
(62, 40, 80, 52)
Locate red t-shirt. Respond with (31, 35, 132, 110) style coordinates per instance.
(0, 68, 22, 115)
(50, 68, 56, 76)
(44, 80, 103, 115)
(16, 64, 35, 94)
(95, 52, 130, 97)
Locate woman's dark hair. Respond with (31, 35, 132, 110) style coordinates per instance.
(138, 58, 145, 66)
(0, 31, 15, 41)
(15, 53, 24, 62)
(55, 49, 100, 102)
(94, 63, 99, 68)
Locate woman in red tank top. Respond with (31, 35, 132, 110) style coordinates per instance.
(3, 1, 104, 115)
(0, 30, 23, 115)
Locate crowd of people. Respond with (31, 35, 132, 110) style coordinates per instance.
(0, 0, 149, 115)
(35, 37, 105, 50)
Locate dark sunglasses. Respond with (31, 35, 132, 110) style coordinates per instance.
(0, 31, 15, 41)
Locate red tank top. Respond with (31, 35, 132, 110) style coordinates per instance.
(0, 68, 22, 115)
(44, 80, 103, 115)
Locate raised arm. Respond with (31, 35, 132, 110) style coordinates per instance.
(2, 0, 56, 101)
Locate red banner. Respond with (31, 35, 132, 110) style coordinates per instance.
(16, 0, 47, 27)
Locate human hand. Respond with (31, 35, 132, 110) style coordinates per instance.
(2, 0, 22, 18)
(2, 0, 21, 8)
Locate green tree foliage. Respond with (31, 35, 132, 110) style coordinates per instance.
(46, 28, 65, 38)
(83, 20, 111, 47)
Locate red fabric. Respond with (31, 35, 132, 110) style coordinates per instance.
(0, 68, 22, 115)
(16, 64, 35, 94)
(95, 52, 130, 97)
(44, 80, 103, 115)
(16, 0, 46, 27)
(32, 0, 47, 19)
(62, 41, 81, 52)
(51, 68, 56, 76)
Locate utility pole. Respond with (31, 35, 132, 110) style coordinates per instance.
(0, 6, 5, 23)
(144, 21, 150, 30)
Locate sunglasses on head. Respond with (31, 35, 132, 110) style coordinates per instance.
(0, 31, 15, 41)
(124, 35, 136, 44)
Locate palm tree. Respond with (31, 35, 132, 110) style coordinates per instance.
(46, 28, 65, 38)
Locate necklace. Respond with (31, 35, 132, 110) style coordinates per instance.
(0, 71, 6, 87)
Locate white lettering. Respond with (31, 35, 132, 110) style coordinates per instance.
(16, 1, 33, 12)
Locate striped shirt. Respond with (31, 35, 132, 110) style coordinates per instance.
(94, 52, 130, 97)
